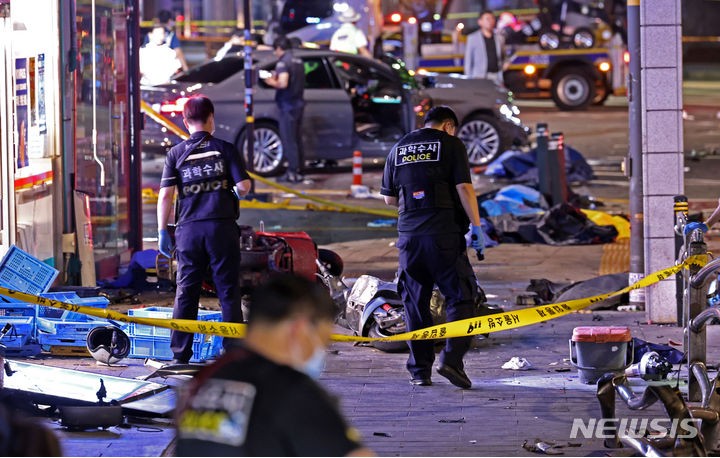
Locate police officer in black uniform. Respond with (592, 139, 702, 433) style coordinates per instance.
(263, 36, 306, 183)
(157, 95, 252, 364)
(380, 106, 485, 389)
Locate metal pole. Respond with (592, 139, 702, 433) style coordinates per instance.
(242, 0, 255, 193)
(127, 0, 143, 253)
(627, 0, 645, 310)
(550, 132, 567, 206)
(674, 195, 688, 324)
(536, 123, 550, 204)
(687, 237, 707, 402)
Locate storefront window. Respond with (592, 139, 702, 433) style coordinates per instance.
(74, 0, 131, 278)
(8, 0, 59, 265)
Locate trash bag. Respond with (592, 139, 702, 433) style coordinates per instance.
(536, 203, 618, 245)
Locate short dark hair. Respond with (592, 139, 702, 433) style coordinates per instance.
(182, 95, 214, 124)
(273, 35, 292, 51)
(423, 105, 459, 127)
(157, 9, 173, 24)
(480, 10, 495, 19)
(247, 274, 336, 326)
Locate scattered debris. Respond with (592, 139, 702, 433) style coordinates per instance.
(367, 219, 397, 228)
(522, 439, 563, 455)
(502, 357, 533, 370)
(522, 439, 580, 455)
(438, 418, 466, 423)
(373, 432, 392, 437)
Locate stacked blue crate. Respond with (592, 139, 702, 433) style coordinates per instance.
(35, 292, 112, 348)
(127, 307, 224, 362)
(0, 305, 37, 353)
(0, 246, 59, 355)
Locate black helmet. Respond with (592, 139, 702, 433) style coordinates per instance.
(86, 326, 130, 365)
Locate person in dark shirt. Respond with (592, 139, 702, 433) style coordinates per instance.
(464, 10, 506, 85)
(380, 106, 484, 389)
(175, 274, 374, 457)
(157, 95, 252, 363)
(262, 36, 307, 183)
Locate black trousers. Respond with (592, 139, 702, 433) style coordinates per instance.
(277, 101, 305, 174)
(171, 220, 242, 361)
(396, 233, 478, 378)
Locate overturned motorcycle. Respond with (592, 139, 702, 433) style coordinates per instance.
(319, 266, 502, 353)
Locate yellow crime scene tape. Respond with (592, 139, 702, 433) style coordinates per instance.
(0, 255, 706, 344)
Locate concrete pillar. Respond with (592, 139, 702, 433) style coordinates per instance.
(641, 0, 684, 323)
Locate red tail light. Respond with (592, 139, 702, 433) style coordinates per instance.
(390, 12, 402, 23)
(623, 51, 630, 64)
(160, 97, 189, 115)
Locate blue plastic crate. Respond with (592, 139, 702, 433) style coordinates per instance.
(0, 316, 35, 349)
(129, 334, 222, 362)
(37, 316, 109, 336)
(0, 304, 36, 317)
(0, 290, 108, 321)
(127, 307, 222, 339)
(35, 292, 109, 321)
(0, 246, 58, 295)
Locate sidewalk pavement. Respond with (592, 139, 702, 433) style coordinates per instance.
(15, 237, 720, 457)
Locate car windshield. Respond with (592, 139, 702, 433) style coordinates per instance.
(174, 57, 246, 84)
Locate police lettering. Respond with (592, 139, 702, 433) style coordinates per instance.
(182, 179, 229, 195)
(395, 140, 441, 166)
(401, 153, 433, 163)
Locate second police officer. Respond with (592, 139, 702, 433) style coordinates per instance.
(157, 95, 252, 364)
(380, 106, 484, 389)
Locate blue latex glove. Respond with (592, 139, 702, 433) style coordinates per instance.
(158, 229, 174, 258)
(684, 222, 709, 236)
(469, 224, 485, 253)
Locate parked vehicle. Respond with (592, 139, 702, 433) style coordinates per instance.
(141, 48, 528, 174)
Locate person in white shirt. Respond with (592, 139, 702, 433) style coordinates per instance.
(330, 7, 372, 58)
(464, 10, 506, 85)
(140, 25, 182, 86)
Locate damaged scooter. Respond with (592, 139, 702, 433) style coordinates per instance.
(317, 262, 501, 353)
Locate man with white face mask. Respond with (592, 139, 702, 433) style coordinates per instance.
(175, 274, 374, 457)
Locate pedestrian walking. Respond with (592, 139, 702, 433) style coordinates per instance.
(156, 95, 251, 364)
(330, 7, 372, 59)
(464, 10, 506, 85)
(380, 106, 484, 389)
(175, 274, 375, 457)
(262, 36, 307, 183)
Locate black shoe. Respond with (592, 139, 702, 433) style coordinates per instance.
(410, 377, 432, 386)
(437, 364, 472, 389)
(169, 358, 190, 366)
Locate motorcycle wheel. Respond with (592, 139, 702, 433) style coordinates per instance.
(318, 248, 344, 277)
(368, 322, 408, 353)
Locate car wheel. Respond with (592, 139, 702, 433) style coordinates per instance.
(551, 68, 595, 111)
(593, 84, 610, 105)
(238, 122, 284, 177)
(368, 322, 408, 353)
(457, 114, 503, 166)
